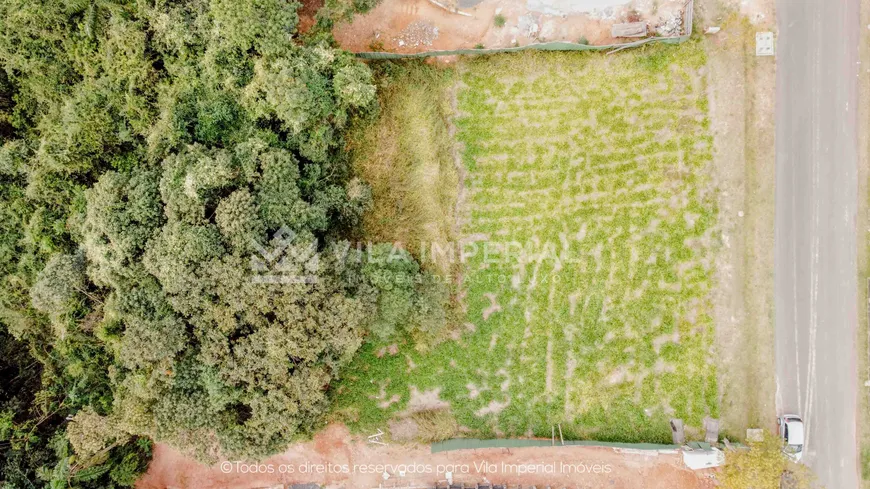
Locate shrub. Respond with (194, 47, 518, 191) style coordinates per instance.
(410, 409, 458, 443)
(721, 431, 815, 489)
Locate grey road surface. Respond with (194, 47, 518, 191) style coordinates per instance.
(774, 0, 859, 488)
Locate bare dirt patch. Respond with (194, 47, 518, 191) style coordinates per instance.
(475, 399, 511, 416)
(652, 332, 681, 354)
(296, 0, 323, 34)
(375, 345, 399, 357)
(388, 417, 421, 441)
(379, 394, 401, 409)
(396, 20, 441, 47)
(334, 0, 690, 53)
(137, 424, 714, 489)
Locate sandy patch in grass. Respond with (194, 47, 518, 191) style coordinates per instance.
(482, 292, 502, 320)
(406, 386, 450, 413)
(475, 399, 511, 417)
(652, 332, 680, 354)
(607, 366, 632, 385)
(379, 394, 401, 409)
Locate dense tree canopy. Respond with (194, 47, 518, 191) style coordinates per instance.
(0, 0, 446, 484)
(91, 139, 379, 458)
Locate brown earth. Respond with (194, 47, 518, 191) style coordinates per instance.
(298, 0, 324, 34)
(333, 0, 689, 53)
(136, 424, 717, 489)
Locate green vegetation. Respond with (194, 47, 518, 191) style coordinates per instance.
(0, 0, 724, 482)
(333, 42, 718, 442)
(316, 0, 382, 31)
(721, 431, 814, 489)
(348, 62, 459, 276)
(406, 409, 460, 443)
(494, 14, 507, 28)
(0, 0, 447, 484)
(0, 327, 153, 488)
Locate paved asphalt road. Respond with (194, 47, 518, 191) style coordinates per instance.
(774, 0, 860, 487)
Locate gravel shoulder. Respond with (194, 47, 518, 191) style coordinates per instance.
(699, 0, 777, 439)
(857, 0, 870, 484)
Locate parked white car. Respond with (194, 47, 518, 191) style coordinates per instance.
(777, 414, 804, 461)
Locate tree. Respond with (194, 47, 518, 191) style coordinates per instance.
(79, 138, 380, 459)
(210, 0, 300, 56)
(362, 243, 449, 341)
(721, 431, 816, 489)
(314, 0, 381, 30)
(0, 324, 153, 489)
(0, 0, 424, 472)
(67, 408, 128, 461)
(242, 48, 377, 162)
(215, 189, 264, 253)
(81, 168, 164, 289)
(30, 253, 87, 320)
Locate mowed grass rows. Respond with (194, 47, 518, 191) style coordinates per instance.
(334, 41, 719, 442)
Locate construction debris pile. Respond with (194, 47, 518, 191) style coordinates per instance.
(655, 12, 684, 36)
(395, 20, 440, 47)
(517, 14, 541, 39)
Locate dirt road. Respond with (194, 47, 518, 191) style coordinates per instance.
(774, 0, 860, 488)
(136, 425, 714, 489)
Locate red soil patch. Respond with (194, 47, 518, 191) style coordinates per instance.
(136, 423, 717, 489)
(333, 0, 688, 54)
(297, 0, 323, 34)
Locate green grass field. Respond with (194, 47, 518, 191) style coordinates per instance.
(334, 41, 719, 443)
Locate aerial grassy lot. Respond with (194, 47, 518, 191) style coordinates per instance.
(336, 41, 718, 443)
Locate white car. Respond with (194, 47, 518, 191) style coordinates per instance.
(777, 414, 804, 461)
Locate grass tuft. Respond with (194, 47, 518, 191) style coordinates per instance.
(347, 61, 459, 276)
(411, 409, 460, 442)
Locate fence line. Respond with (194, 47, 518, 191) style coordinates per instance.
(431, 438, 680, 453)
